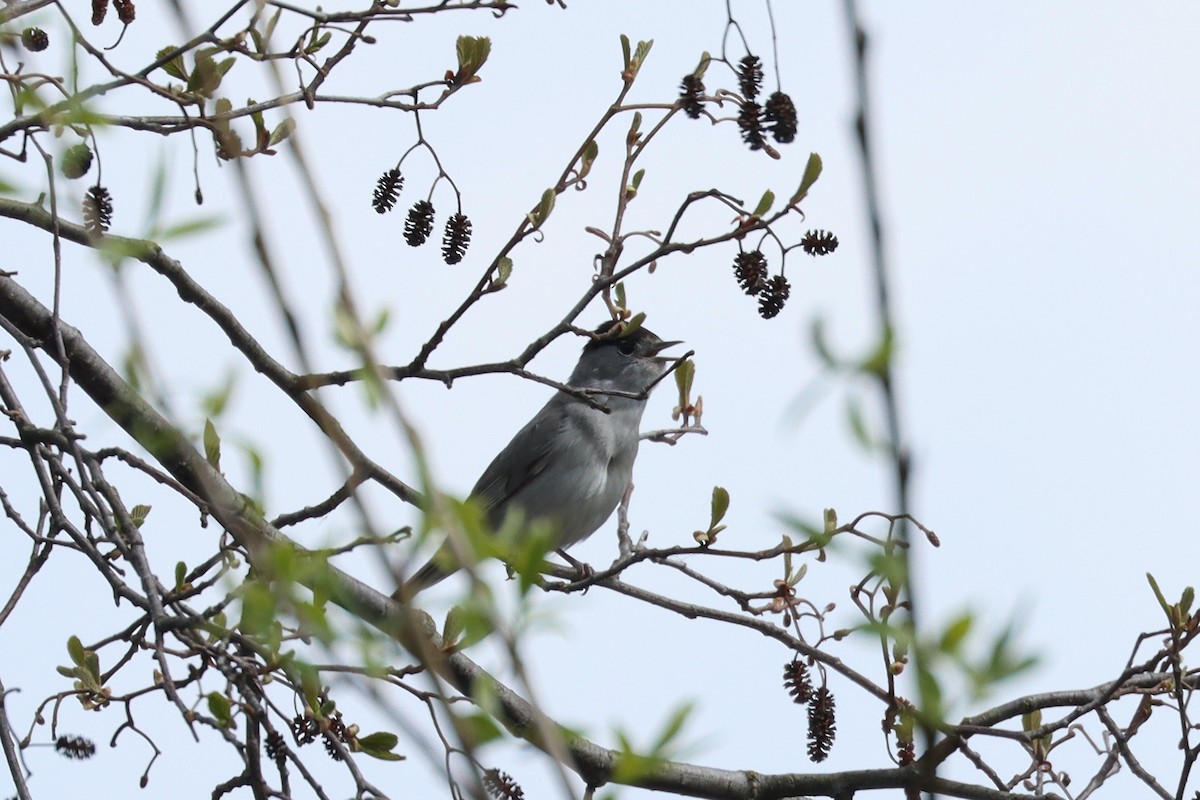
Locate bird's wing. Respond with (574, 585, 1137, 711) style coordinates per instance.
(469, 399, 567, 521)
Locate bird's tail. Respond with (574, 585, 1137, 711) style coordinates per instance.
(394, 561, 449, 599)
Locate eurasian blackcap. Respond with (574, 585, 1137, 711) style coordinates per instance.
(399, 321, 680, 595)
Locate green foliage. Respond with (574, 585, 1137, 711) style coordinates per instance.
(207, 691, 235, 729)
(751, 189, 775, 218)
(612, 702, 694, 784)
(355, 731, 405, 761)
(56, 636, 107, 709)
(790, 152, 823, 205)
(577, 139, 599, 181)
(528, 188, 555, 229)
(619, 35, 654, 82)
(455, 35, 492, 84)
(1148, 573, 1198, 633)
(492, 256, 513, 289)
(203, 418, 221, 468)
(693, 486, 728, 546)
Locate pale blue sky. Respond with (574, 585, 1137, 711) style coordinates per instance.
(2, 2, 1198, 798)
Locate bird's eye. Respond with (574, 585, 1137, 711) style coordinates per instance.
(616, 338, 639, 356)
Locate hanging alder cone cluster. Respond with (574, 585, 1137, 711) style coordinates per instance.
(731, 229, 838, 319)
(801, 229, 839, 256)
(92, 0, 135, 25)
(370, 168, 472, 265)
(483, 768, 526, 800)
(679, 53, 799, 154)
(54, 735, 96, 760)
(21, 27, 49, 52)
(732, 249, 790, 320)
(371, 168, 403, 213)
(83, 185, 113, 235)
(783, 658, 839, 762)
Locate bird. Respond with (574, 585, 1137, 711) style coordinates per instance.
(397, 320, 681, 596)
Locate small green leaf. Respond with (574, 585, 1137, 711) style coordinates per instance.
(458, 713, 504, 748)
(268, 118, 295, 147)
(619, 34, 631, 70)
(357, 731, 405, 761)
(673, 358, 694, 402)
(157, 215, 225, 241)
(442, 607, 465, 648)
(578, 140, 599, 180)
(67, 635, 87, 668)
(371, 307, 391, 336)
(207, 691, 234, 728)
(860, 327, 894, 377)
(823, 508, 837, 533)
(203, 418, 221, 468)
(938, 612, 973, 654)
(263, 9, 281, 46)
(751, 190, 775, 218)
(155, 46, 188, 81)
(529, 188, 555, 229)
(174, 561, 187, 589)
(493, 256, 513, 288)
(693, 52, 711, 80)
(1147, 573, 1170, 617)
(455, 35, 491, 83)
(709, 487, 729, 528)
(615, 282, 627, 309)
(305, 30, 331, 55)
(625, 38, 653, 80)
(809, 317, 837, 368)
(130, 504, 151, 528)
(630, 169, 645, 190)
(790, 152, 823, 205)
(845, 396, 872, 450)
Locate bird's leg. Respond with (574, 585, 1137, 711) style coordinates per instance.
(616, 481, 635, 557)
(557, 549, 594, 583)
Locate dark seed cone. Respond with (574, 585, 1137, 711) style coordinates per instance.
(483, 769, 525, 800)
(114, 0, 135, 23)
(801, 229, 839, 256)
(737, 55, 763, 101)
(441, 212, 472, 265)
(737, 101, 766, 151)
(758, 274, 791, 319)
(783, 659, 814, 704)
(897, 737, 915, 766)
(264, 730, 287, 765)
(83, 185, 113, 234)
(764, 91, 798, 144)
(62, 144, 93, 179)
(322, 733, 343, 761)
(806, 686, 837, 762)
(291, 714, 319, 745)
(92, 0, 109, 25)
(733, 250, 768, 296)
(372, 168, 403, 214)
(679, 74, 705, 119)
(55, 735, 96, 760)
(404, 200, 435, 247)
(22, 28, 49, 52)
